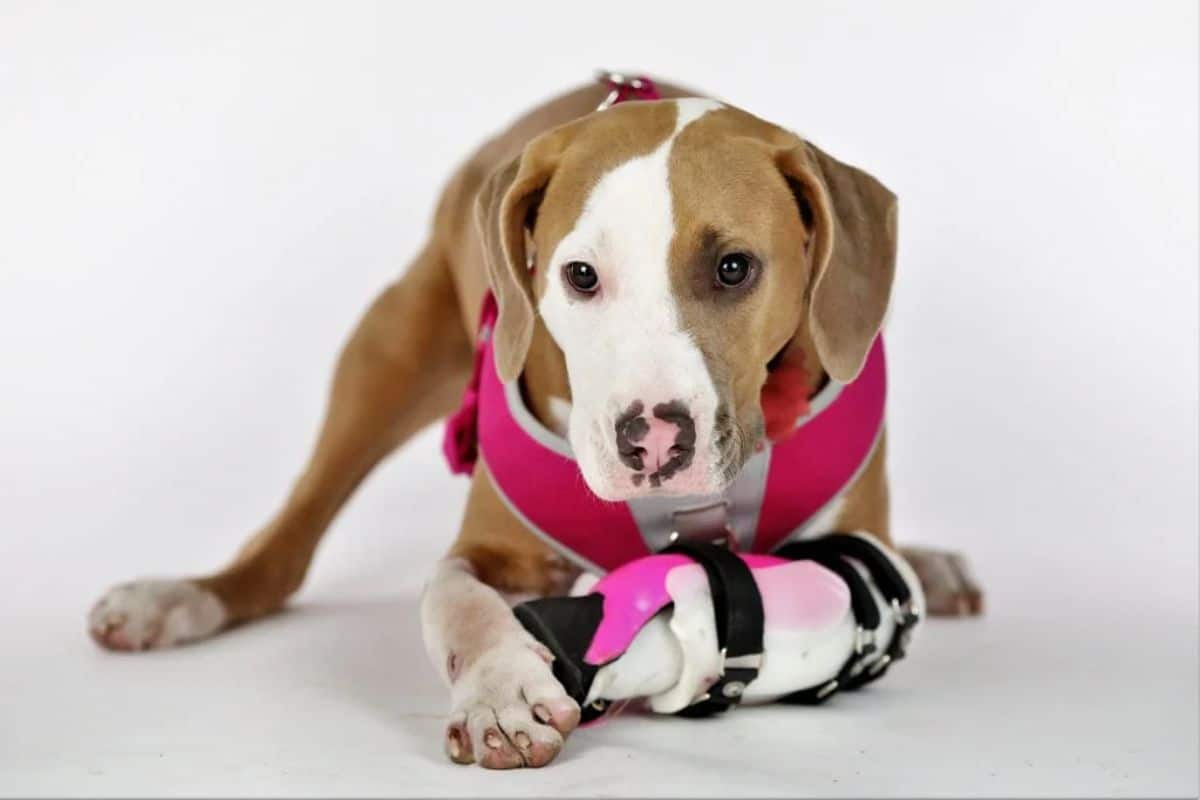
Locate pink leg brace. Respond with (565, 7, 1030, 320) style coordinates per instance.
(514, 532, 924, 722)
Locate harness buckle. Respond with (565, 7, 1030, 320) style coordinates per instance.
(668, 527, 738, 551)
(667, 499, 737, 551)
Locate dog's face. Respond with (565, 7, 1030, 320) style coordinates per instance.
(480, 99, 896, 501)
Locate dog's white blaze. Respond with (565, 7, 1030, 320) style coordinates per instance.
(540, 99, 724, 500)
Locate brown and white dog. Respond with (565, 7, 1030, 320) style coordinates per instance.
(88, 76, 982, 769)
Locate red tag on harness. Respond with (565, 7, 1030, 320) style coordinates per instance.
(761, 357, 813, 442)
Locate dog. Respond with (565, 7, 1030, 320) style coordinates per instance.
(88, 74, 982, 770)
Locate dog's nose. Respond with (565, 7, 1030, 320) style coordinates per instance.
(639, 417, 680, 471)
(615, 401, 696, 486)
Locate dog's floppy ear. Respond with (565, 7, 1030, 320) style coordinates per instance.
(474, 128, 573, 382)
(777, 141, 897, 382)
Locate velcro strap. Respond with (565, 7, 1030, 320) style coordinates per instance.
(661, 540, 764, 715)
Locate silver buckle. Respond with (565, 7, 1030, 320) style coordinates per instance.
(669, 499, 734, 548)
(667, 524, 737, 551)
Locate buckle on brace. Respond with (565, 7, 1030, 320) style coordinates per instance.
(890, 598, 920, 659)
(722, 650, 764, 672)
(867, 599, 921, 677)
(717, 650, 763, 706)
(854, 626, 877, 657)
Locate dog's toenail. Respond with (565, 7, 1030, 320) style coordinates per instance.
(533, 705, 551, 723)
(484, 730, 503, 749)
(514, 731, 531, 750)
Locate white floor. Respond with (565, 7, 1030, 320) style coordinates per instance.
(2, 433, 1196, 799)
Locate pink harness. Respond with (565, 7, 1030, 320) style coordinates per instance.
(444, 295, 887, 573)
(442, 75, 887, 574)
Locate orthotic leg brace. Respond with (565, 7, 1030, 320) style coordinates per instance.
(514, 532, 924, 722)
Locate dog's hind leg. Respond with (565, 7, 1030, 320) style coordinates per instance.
(89, 244, 472, 650)
(897, 546, 984, 616)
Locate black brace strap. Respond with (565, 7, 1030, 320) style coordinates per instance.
(661, 540, 765, 716)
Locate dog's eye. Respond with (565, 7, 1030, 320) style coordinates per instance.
(564, 261, 599, 294)
(716, 253, 753, 288)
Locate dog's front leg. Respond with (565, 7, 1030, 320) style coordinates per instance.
(421, 557, 580, 769)
(420, 462, 581, 769)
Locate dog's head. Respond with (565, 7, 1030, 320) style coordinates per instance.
(479, 99, 896, 501)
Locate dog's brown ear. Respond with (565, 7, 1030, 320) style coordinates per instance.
(778, 141, 897, 382)
(474, 129, 573, 382)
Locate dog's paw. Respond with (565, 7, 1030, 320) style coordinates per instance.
(899, 546, 984, 617)
(444, 637, 580, 769)
(88, 579, 227, 651)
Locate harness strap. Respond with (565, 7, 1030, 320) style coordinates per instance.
(661, 540, 765, 716)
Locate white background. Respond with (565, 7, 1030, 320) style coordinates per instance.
(1, 1, 1196, 797)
